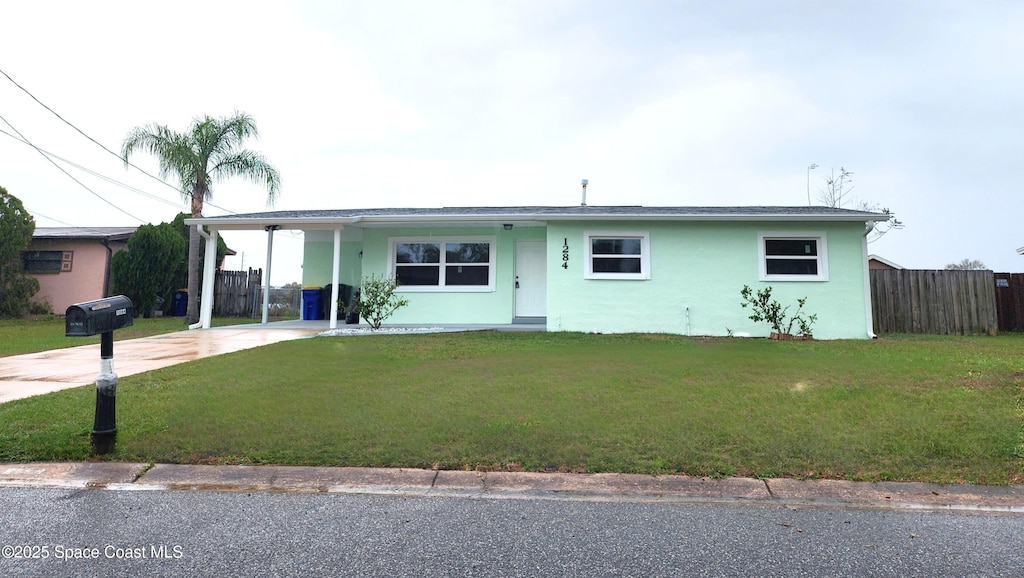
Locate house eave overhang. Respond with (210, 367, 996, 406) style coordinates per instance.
(183, 216, 365, 231)
(350, 213, 881, 224)
(31, 227, 137, 242)
(186, 208, 885, 231)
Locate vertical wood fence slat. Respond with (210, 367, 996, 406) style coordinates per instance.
(994, 272, 1024, 332)
(1017, 273, 1024, 330)
(869, 269, 999, 335)
(213, 268, 262, 317)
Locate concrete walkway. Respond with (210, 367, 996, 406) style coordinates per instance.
(0, 326, 321, 403)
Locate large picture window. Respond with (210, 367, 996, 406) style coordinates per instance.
(584, 231, 650, 280)
(758, 232, 828, 281)
(390, 237, 495, 291)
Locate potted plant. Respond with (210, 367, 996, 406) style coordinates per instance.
(344, 290, 360, 324)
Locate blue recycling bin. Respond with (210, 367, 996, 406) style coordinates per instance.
(173, 290, 188, 317)
(302, 287, 323, 320)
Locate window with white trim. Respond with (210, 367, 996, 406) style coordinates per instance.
(584, 231, 650, 280)
(390, 237, 496, 291)
(758, 232, 828, 281)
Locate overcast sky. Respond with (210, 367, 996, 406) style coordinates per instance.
(2, 0, 1022, 284)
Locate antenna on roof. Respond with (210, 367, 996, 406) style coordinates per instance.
(581, 179, 588, 206)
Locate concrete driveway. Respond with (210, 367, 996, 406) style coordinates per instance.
(0, 326, 321, 404)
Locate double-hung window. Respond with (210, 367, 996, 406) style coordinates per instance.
(584, 231, 650, 280)
(758, 232, 828, 281)
(391, 237, 495, 291)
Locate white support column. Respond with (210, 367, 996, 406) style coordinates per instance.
(261, 226, 277, 324)
(328, 227, 342, 329)
(862, 222, 876, 339)
(199, 227, 218, 329)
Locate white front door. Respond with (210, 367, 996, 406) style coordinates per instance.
(515, 241, 547, 318)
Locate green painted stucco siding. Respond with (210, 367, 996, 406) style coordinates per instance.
(545, 221, 870, 339)
(356, 226, 545, 324)
(299, 220, 872, 337)
(302, 229, 363, 289)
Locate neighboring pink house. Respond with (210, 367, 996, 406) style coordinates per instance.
(25, 227, 136, 314)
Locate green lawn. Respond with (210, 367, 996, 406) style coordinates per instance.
(0, 315, 266, 357)
(1, 331, 1021, 484)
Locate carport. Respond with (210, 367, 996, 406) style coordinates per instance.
(184, 213, 364, 330)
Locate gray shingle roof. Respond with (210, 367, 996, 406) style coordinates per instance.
(33, 227, 137, 240)
(189, 205, 886, 228)
(215, 205, 881, 219)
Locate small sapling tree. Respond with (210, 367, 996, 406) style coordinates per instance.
(358, 274, 409, 330)
(740, 285, 817, 338)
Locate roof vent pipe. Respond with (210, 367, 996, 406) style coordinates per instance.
(581, 179, 588, 206)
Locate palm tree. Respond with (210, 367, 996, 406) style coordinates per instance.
(122, 112, 281, 324)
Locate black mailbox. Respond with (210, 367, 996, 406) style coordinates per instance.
(65, 296, 134, 337)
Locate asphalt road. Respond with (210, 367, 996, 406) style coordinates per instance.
(1, 487, 1020, 577)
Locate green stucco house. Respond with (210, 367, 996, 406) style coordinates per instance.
(188, 206, 886, 339)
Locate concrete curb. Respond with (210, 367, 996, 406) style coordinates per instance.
(1, 462, 1022, 513)
(0, 462, 148, 488)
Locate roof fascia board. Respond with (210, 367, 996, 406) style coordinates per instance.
(188, 211, 883, 230)
(183, 217, 363, 230)
(32, 233, 135, 241)
(358, 213, 881, 222)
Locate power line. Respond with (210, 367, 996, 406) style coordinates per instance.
(1, 126, 236, 215)
(1, 68, 186, 198)
(26, 208, 77, 227)
(25, 208, 134, 239)
(0, 127, 182, 210)
(0, 113, 146, 223)
(0, 66, 238, 215)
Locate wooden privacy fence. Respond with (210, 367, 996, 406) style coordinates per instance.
(213, 268, 262, 317)
(994, 273, 1024, 332)
(870, 269, 998, 335)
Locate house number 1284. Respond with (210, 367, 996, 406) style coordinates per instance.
(562, 238, 569, 269)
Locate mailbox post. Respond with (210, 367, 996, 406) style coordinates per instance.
(65, 296, 134, 454)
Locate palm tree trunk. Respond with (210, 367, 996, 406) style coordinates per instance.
(186, 187, 204, 325)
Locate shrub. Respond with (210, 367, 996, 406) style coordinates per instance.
(0, 186, 40, 318)
(111, 223, 186, 317)
(29, 298, 52, 315)
(358, 275, 409, 330)
(740, 285, 817, 337)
